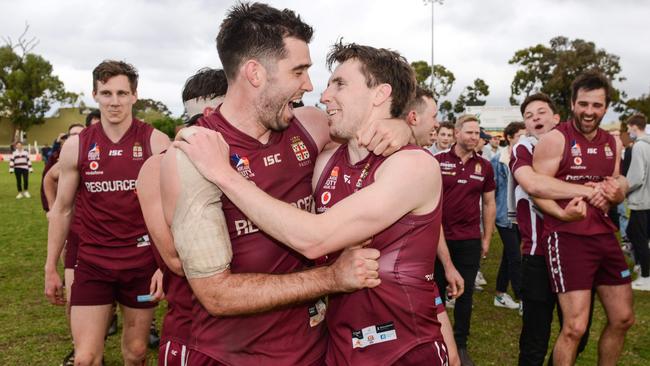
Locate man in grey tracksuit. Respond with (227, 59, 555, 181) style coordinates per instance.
(625, 113, 650, 291)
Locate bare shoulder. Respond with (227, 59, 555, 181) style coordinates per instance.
(59, 135, 80, 169)
(381, 148, 439, 178)
(294, 106, 330, 151)
(150, 129, 172, 154)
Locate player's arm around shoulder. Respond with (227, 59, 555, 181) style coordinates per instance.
(311, 149, 441, 256)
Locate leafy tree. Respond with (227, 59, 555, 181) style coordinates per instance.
(509, 36, 625, 120)
(453, 78, 490, 114)
(151, 115, 183, 139)
(411, 61, 456, 122)
(623, 90, 650, 121)
(0, 26, 78, 141)
(134, 98, 171, 122)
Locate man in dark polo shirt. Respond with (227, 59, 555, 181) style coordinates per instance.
(434, 114, 496, 366)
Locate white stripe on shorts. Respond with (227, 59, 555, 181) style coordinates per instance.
(553, 232, 566, 292)
(164, 340, 171, 366)
(181, 344, 187, 366)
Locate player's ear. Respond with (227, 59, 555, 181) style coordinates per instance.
(372, 83, 392, 107)
(202, 106, 214, 117)
(405, 110, 418, 126)
(244, 60, 265, 88)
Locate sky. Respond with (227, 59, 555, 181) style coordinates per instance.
(1, 0, 648, 123)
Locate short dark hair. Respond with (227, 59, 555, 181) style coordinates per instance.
(85, 110, 100, 127)
(503, 121, 526, 145)
(182, 68, 228, 102)
(216, 2, 313, 81)
(68, 123, 84, 133)
(326, 41, 416, 118)
(571, 70, 613, 107)
(626, 113, 647, 130)
(438, 121, 455, 132)
(403, 85, 435, 117)
(520, 92, 558, 116)
(92, 60, 138, 93)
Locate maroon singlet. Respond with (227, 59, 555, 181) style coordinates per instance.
(314, 144, 444, 366)
(510, 136, 545, 256)
(190, 108, 326, 365)
(76, 119, 155, 270)
(543, 122, 617, 236)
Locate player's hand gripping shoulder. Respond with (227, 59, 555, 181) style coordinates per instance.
(329, 245, 381, 292)
(356, 116, 411, 156)
(173, 126, 232, 185)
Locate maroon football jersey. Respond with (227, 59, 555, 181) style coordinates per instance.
(161, 270, 192, 345)
(543, 122, 617, 236)
(314, 145, 444, 366)
(190, 108, 326, 365)
(76, 120, 155, 270)
(434, 146, 496, 241)
(510, 136, 545, 256)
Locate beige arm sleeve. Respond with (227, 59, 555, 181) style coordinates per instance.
(172, 148, 232, 279)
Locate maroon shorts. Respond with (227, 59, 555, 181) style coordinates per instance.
(186, 351, 226, 366)
(433, 283, 445, 315)
(70, 259, 158, 308)
(393, 340, 449, 366)
(63, 230, 80, 269)
(545, 231, 632, 293)
(159, 339, 189, 366)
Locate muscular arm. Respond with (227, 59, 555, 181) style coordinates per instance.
(44, 137, 80, 304)
(514, 165, 593, 200)
(137, 155, 183, 276)
(193, 141, 441, 259)
(159, 145, 380, 316)
(43, 162, 61, 210)
(150, 129, 172, 155)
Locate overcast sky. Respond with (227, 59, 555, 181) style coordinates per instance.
(1, 0, 648, 122)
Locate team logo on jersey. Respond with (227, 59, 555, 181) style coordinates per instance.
(231, 153, 255, 179)
(87, 143, 100, 161)
(290, 136, 310, 162)
(321, 191, 332, 205)
(132, 143, 143, 159)
(574, 156, 583, 165)
(474, 163, 482, 175)
(89, 161, 99, 171)
(570, 140, 582, 156)
(604, 143, 614, 158)
(323, 166, 339, 190)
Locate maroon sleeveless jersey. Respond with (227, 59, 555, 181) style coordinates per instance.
(544, 121, 617, 236)
(190, 108, 326, 365)
(76, 119, 155, 270)
(314, 145, 444, 366)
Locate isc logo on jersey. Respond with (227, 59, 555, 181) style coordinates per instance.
(109, 149, 123, 156)
(263, 153, 282, 167)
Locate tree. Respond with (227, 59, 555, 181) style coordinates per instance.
(453, 78, 490, 114)
(410, 61, 456, 99)
(134, 98, 172, 122)
(151, 115, 183, 139)
(509, 36, 625, 120)
(623, 90, 650, 121)
(0, 26, 78, 141)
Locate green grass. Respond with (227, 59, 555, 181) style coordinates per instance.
(0, 162, 648, 365)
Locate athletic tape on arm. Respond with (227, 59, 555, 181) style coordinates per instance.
(172, 148, 232, 278)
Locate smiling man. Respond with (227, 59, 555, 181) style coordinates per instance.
(176, 42, 450, 365)
(533, 71, 634, 366)
(44, 60, 170, 366)
(157, 3, 412, 365)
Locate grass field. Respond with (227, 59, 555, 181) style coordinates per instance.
(0, 162, 648, 365)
